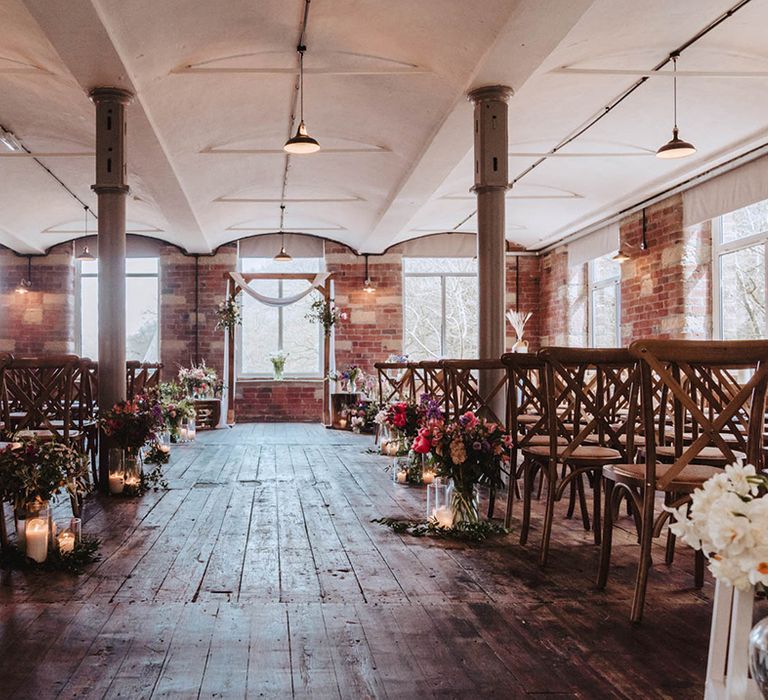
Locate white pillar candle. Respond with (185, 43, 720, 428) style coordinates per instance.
(433, 505, 454, 529)
(422, 470, 435, 485)
(180, 427, 189, 442)
(158, 444, 170, 454)
(25, 518, 48, 563)
(108, 472, 125, 494)
(396, 470, 407, 484)
(57, 531, 75, 554)
(338, 418, 348, 429)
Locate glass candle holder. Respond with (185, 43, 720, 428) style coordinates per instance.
(57, 529, 76, 554)
(69, 517, 82, 545)
(25, 513, 50, 563)
(427, 477, 452, 519)
(392, 456, 408, 485)
(123, 451, 143, 496)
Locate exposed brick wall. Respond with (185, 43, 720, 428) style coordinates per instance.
(505, 254, 541, 351)
(159, 244, 236, 381)
(234, 381, 324, 422)
(619, 194, 712, 344)
(328, 243, 403, 375)
(0, 244, 75, 355)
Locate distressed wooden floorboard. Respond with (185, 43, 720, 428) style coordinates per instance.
(0, 423, 717, 699)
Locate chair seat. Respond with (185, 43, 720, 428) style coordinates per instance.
(618, 433, 646, 446)
(655, 444, 745, 465)
(14, 429, 83, 440)
(523, 444, 622, 463)
(522, 434, 568, 447)
(603, 462, 722, 491)
(517, 414, 541, 425)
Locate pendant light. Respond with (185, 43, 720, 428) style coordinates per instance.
(656, 54, 696, 159)
(283, 45, 320, 154)
(274, 204, 293, 262)
(363, 254, 376, 293)
(15, 256, 32, 294)
(77, 205, 95, 261)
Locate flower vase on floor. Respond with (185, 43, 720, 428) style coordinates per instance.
(123, 449, 143, 496)
(750, 615, 768, 697)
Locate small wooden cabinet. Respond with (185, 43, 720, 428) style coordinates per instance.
(193, 399, 221, 430)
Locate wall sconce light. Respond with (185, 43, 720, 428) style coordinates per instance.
(363, 254, 376, 293)
(15, 256, 32, 294)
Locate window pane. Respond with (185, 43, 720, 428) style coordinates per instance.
(126, 258, 158, 274)
(403, 258, 477, 274)
(126, 277, 159, 361)
(721, 200, 768, 244)
(240, 280, 279, 375)
(79, 264, 159, 361)
(720, 245, 766, 340)
(444, 276, 478, 358)
(591, 255, 620, 283)
(282, 285, 321, 375)
(591, 283, 619, 347)
(404, 276, 442, 359)
(80, 277, 98, 359)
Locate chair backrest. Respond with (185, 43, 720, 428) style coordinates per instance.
(630, 339, 768, 489)
(417, 361, 448, 410)
(127, 361, 163, 400)
(538, 347, 639, 461)
(441, 359, 509, 425)
(501, 352, 547, 453)
(1, 354, 80, 440)
(375, 362, 416, 404)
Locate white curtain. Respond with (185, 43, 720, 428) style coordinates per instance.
(567, 223, 619, 267)
(230, 271, 330, 307)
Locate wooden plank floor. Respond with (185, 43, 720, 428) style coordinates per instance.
(0, 423, 720, 698)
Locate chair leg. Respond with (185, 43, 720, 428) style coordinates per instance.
(596, 478, 615, 589)
(538, 467, 557, 567)
(592, 472, 602, 546)
(694, 549, 705, 589)
(576, 473, 590, 532)
(520, 461, 534, 546)
(504, 470, 515, 530)
(487, 487, 496, 520)
(565, 476, 577, 519)
(630, 493, 655, 624)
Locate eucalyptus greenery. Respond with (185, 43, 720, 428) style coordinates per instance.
(305, 298, 345, 335)
(372, 517, 508, 542)
(140, 462, 169, 493)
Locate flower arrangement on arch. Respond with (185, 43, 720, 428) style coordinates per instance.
(666, 462, 768, 591)
(305, 298, 347, 335)
(215, 296, 241, 332)
(100, 396, 163, 450)
(178, 361, 220, 399)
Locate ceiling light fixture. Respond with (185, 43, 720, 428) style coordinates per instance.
(363, 254, 376, 293)
(612, 249, 631, 264)
(77, 205, 95, 260)
(274, 204, 293, 262)
(283, 44, 320, 154)
(656, 54, 696, 159)
(0, 126, 23, 153)
(15, 256, 32, 294)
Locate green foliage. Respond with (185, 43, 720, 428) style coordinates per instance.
(0, 535, 101, 575)
(140, 462, 169, 493)
(305, 298, 344, 335)
(372, 517, 508, 542)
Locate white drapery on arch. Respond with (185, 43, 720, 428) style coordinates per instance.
(229, 271, 331, 307)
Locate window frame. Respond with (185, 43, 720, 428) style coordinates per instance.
(402, 259, 478, 359)
(588, 256, 621, 347)
(712, 214, 768, 340)
(75, 258, 160, 360)
(235, 263, 324, 380)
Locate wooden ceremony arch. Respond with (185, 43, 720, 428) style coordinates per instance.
(224, 271, 333, 426)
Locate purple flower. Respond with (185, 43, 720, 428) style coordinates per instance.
(472, 441, 482, 451)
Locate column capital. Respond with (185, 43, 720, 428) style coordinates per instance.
(467, 84, 513, 104)
(91, 184, 130, 195)
(88, 87, 134, 105)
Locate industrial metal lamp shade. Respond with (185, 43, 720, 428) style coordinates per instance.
(283, 120, 320, 154)
(363, 279, 376, 293)
(612, 250, 631, 264)
(15, 278, 32, 294)
(274, 246, 293, 262)
(656, 127, 696, 159)
(77, 245, 95, 261)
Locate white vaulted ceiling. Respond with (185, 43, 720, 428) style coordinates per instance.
(1, 0, 768, 254)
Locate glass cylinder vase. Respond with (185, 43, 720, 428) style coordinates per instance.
(14, 501, 50, 562)
(750, 615, 768, 697)
(108, 447, 126, 494)
(123, 449, 143, 495)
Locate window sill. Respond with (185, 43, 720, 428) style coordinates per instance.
(236, 377, 323, 384)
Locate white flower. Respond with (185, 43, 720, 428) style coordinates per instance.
(374, 410, 387, 425)
(724, 461, 758, 497)
(709, 556, 752, 591)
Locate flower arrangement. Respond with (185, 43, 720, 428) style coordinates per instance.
(667, 462, 768, 591)
(341, 402, 371, 434)
(149, 382, 195, 440)
(0, 441, 90, 514)
(382, 401, 422, 440)
(329, 365, 363, 392)
(416, 411, 510, 525)
(386, 354, 409, 364)
(215, 296, 241, 332)
(178, 361, 219, 399)
(270, 350, 289, 380)
(100, 396, 163, 450)
(305, 298, 346, 335)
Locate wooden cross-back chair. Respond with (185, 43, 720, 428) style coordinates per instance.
(521, 348, 638, 566)
(375, 362, 417, 404)
(417, 361, 448, 412)
(0, 355, 83, 448)
(126, 361, 163, 401)
(598, 339, 768, 623)
(441, 359, 509, 425)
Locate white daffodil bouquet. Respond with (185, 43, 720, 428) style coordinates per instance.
(666, 462, 768, 591)
(506, 310, 532, 341)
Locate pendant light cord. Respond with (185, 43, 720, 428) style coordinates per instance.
(280, 204, 286, 247)
(298, 47, 305, 123)
(672, 54, 679, 131)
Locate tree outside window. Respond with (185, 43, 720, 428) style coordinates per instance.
(403, 258, 478, 360)
(588, 254, 621, 347)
